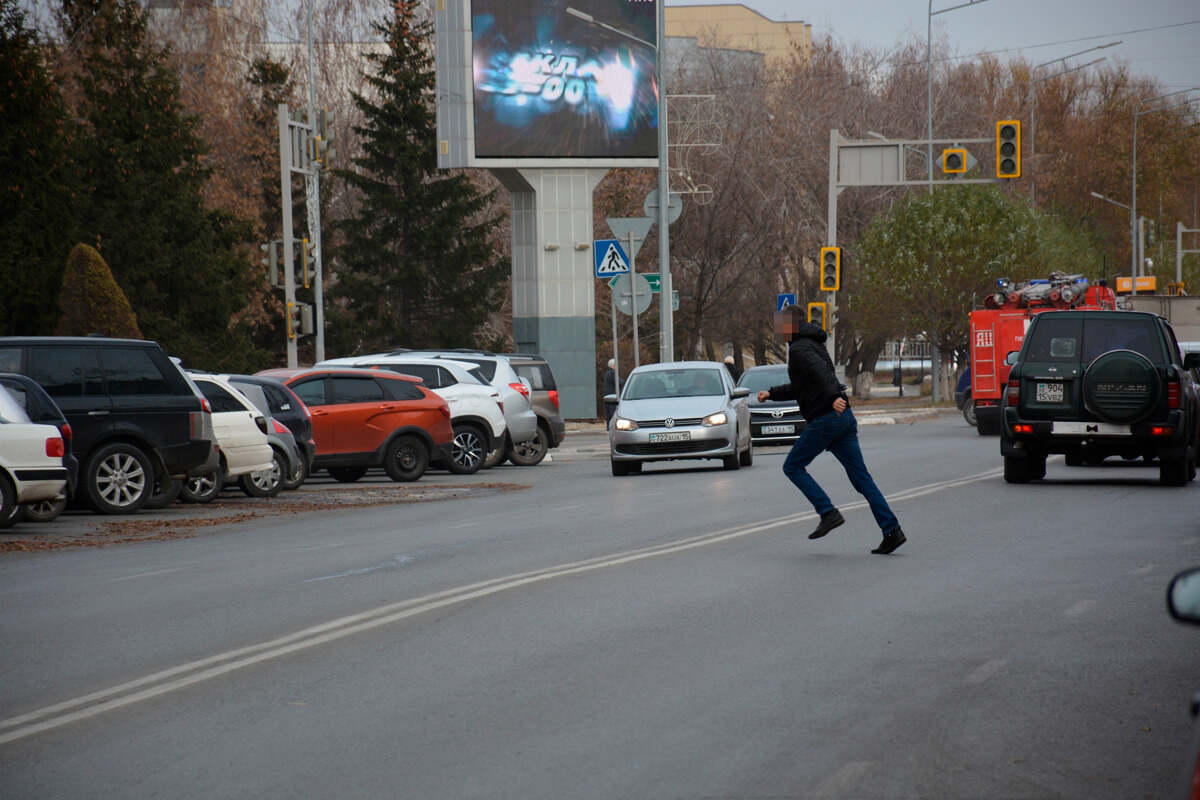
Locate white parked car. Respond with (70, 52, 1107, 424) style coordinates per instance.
(0, 385, 69, 528)
(182, 374, 276, 502)
(317, 355, 507, 475)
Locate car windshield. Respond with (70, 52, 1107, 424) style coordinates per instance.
(737, 367, 788, 394)
(624, 369, 725, 400)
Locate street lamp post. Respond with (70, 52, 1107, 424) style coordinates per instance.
(927, 0, 989, 189)
(1133, 89, 1199, 284)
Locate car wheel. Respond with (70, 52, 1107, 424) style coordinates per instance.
(144, 475, 181, 509)
(962, 397, 977, 427)
(384, 435, 428, 482)
(611, 459, 634, 476)
(0, 478, 20, 529)
(507, 427, 549, 467)
(483, 438, 507, 469)
(180, 470, 223, 504)
(240, 450, 285, 498)
(1160, 454, 1189, 486)
(282, 457, 308, 490)
(1003, 455, 1040, 484)
(22, 496, 68, 522)
(447, 424, 486, 475)
(739, 442, 754, 467)
(85, 442, 154, 514)
(327, 466, 368, 483)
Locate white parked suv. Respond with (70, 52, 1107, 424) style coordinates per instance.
(183, 374, 276, 502)
(0, 385, 69, 528)
(317, 355, 507, 475)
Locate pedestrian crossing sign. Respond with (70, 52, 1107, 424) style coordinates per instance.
(594, 239, 630, 278)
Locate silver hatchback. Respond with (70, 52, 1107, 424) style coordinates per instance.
(606, 361, 753, 475)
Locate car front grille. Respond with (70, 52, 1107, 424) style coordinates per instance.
(616, 438, 729, 456)
(635, 417, 704, 428)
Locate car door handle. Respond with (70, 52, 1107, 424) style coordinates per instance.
(379, 405, 397, 410)
(88, 410, 110, 416)
(312, 409, 328, 416)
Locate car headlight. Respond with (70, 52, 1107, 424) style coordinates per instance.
(702, 411, 728, 427)
(614, 417, 637, 431)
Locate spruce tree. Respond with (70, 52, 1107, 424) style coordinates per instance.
(57, 0, 262, 371)
(0, 4, 81, 335)
(332, 0, 508, 354)
(55, 243, 143, 338)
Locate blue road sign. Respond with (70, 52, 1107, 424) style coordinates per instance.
(594, 239, 630, 278)
(777, 293, 797, 311)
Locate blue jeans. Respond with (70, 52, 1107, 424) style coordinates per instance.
(782, 408, 900, 534)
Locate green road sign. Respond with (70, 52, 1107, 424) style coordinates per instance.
(609, 272, 661, 293)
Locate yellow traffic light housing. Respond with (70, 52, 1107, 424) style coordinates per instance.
(286, 301, 298, 340)
(807, 302, 828, 331)
(942, 147, 967, 174)
(996, 120, 1021, 178)
(819, 246, 841, 292)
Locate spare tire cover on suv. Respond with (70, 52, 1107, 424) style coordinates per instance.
(1082, 349, 1161, 424)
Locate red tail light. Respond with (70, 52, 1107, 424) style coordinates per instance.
(1150, 426, 1174, 437)
(271, 418, 290, 435)
(1006, 379, 1020, 407)
(497, 401, 504, 414)
(1012, 424, 1034, 435)
(510, 382, 530, 400)
(1167, 380, 1180, 409)
(189, 411, 202, 439)
(438, 404, 451, 419)
(45, 437, 64, 458)
(548, 389, 559, 410)
(200, 398, 212, 414)
(60, 423, 73, 441)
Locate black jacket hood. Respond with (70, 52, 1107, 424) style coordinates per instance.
(792, 321, 828, 344)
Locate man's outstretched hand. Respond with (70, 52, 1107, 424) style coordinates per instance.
(756, 390, 770, 402)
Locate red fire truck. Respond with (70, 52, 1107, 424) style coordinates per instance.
(969, 273, 1116, 435)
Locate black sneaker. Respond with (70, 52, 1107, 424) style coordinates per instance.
(809, 510, 845, 540)
(871, 529, 907, 555)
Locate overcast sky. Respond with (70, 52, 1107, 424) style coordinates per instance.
(670, 0, 1199, 91)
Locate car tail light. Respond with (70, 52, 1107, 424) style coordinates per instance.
(1150, 426, 1174, 437)
(60, 423, 73, 441)
(975, 399, 996, 408)
(254, 415, 269, 435)
(189, 411, 202, 439)
(510, 382, 530, 400)
(1012, 424, 1033, 435)
(548, 389, 559, 410)
(45, 437, 64, 458)
(1167, 380, 1180, 409)
(1006, 379, 1020, 407)
(438, 404, 452, 419)
(272, 418, 290, 435)
(200, 398, 212, 414)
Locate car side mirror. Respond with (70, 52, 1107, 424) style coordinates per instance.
(1183, 353, 1200, 370)
(730, 387, 750, 399)
(1167, 568, 1200, 627)
(1004, 351, 1020, 366)
(602, 394, 617, 403)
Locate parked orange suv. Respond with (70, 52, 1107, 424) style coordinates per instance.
(256, 368, 453, 482)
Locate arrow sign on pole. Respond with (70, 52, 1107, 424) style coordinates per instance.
(594, 239, 630, 278)
(609, 272, 661, 293)
(606, 217, 653, 258)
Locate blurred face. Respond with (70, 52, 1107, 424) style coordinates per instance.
(773, 310, 800, 337)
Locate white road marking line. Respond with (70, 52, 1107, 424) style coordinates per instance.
(554, 505, 581, 511)
(1133, 564, 1156, 576)
(966, 658, 1009, 684)
(1064, 600, 1095, 617)
(0, 466, 1004, 745)
(106, 568, 182, 583)
(304, 554, 416, 583)
(450, 522, 479, 529)
(281, 542, 346, 553)
(812, 761, 873, 797)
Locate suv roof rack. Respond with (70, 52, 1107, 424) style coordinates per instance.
(504, 353, 543, 360)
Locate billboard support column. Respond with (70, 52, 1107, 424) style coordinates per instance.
(656, 0, 673, 363)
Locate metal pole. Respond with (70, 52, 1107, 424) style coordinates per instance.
(629, 232, 640, 369)
(1139, 216, 1146, 278)
(611, 288, 620, 411)
(1132, 112, 1139, 286)
(926, 0, 934, 191)
(656, 0, 672, 363)
(305, 0, 325, 362)
(278, 104, 297, 368)
(1179, 221, 1184, 286)
(827, 129, 839, 365)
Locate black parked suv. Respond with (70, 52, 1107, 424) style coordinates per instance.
(1001, 311, 1200, 485)
(0, 338, 216, 513)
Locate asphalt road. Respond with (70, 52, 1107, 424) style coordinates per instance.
(2, 414, 1198, 799)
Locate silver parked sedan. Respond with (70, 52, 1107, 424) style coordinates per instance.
(605, 361, 752, 475)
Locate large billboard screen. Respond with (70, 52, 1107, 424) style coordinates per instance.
(471, 0, 658, 160)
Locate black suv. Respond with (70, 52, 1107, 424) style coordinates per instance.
(1001, 311, 1200, 485)
(0, 338, 216, 513)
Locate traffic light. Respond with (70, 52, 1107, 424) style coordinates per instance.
(286, 301, 299, 340)
(819, 246, 841, 292)
(807, 302, 828, 331)
(313, 109, 335, 170)
(300, 237, 313, 289)
(941, 147, 967, 174)
(260, 240, 280, 287)
(996, 120, 1021, 178)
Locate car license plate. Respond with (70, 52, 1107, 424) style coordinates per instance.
(648, 431, 691, 443)
(1051, 421, 1132, 436)
(761, 424, 795, 435)
(1036, 382, 1064, 402)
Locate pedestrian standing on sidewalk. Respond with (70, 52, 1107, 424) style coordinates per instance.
(757, 305, 906, 554)
(602, 359, 620, 424)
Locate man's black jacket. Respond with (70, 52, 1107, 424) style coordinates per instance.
(767, 322, 848, 421)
